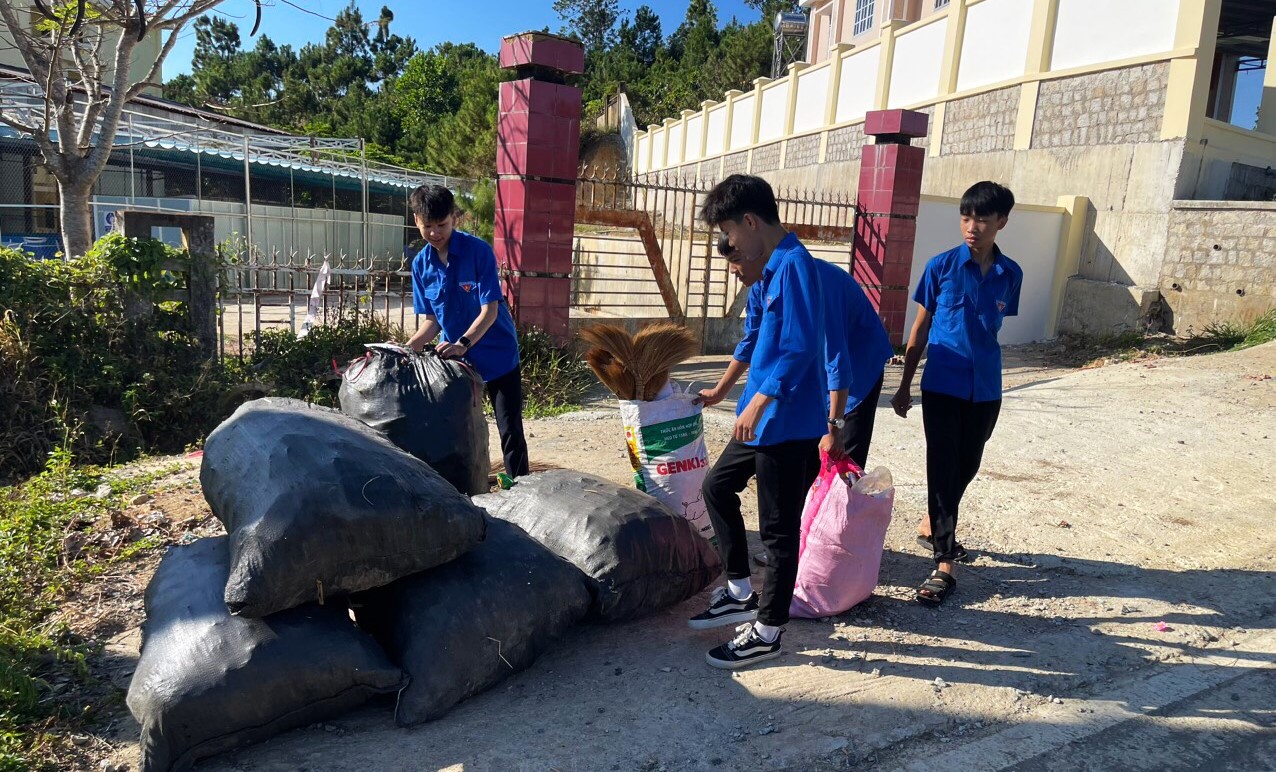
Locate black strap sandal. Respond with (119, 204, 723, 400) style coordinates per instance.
(915, 535, 971, 563)
(916, 570, 956, 607)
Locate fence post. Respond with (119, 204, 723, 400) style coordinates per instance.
(854, 109, 928, 345)
(494, 31, 585, 342)
(185, 216, 219, 357)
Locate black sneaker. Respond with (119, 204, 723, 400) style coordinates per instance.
(705, 624, 782, 670)
(688, 587, 759, 630)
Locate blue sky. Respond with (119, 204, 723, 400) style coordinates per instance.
(164, 0, 761, 77)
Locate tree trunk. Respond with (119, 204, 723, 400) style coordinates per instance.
(58, 181, 95, 259)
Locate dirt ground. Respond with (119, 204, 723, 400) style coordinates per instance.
(84, 342, 1275, 772)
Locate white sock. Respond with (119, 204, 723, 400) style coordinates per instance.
(726, 578, 753, 600)
(754, 622, 780, 643)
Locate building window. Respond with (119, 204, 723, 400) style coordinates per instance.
(853, 0, 875, 35)
(935, 0, 950, 8)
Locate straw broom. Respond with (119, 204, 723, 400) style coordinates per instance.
(579, 322, 698, 401)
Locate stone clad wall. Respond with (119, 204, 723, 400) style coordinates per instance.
(784, 135, 821, 168)
(825, 124, 865, 163)
(1032, 62, 1169, 149)
(722, 151, 749, 176)
(941, 86, 1019, 156)
(751, 142, 782, 173)
(1161, 202, 1276, 334)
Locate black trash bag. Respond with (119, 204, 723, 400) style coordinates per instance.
(339, 343, 489, 495)
(353, 517, 591, 725)
(201, 397, 487, 617)
(474, 470, 722, 622)
(126, 537, 405, 772)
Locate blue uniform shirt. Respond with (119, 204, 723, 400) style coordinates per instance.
(733, 232, 827, 446)
(411, 229, 521, 382)
(816, 259, 894, 413)
(913, 243, 1023, 402)
(735, 261, 892, 415)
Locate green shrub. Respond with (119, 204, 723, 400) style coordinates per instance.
(230, 313, 403, 407)
(0, 239, 226, 480)
(517, 326, 594, 417)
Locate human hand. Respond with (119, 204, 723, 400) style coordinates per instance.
(890, 388, 913, 418)
(436, 341, 468, 360)
(696, 387, 726, 407)
(733, 396, 766, 442)
(819, 431, 845, 460)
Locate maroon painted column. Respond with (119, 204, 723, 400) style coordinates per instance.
(853, 109, 929, 345)
(494, 32, 584, 342)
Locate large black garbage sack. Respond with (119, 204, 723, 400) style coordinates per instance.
(474, 470, 722, 622)
(339, 343, 489, 495)
(201, 397, 487, 617)
(127, 537, 405, 772)
(353, 517, 591, 725)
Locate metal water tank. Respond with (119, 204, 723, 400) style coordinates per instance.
(774, 11, 808, 35)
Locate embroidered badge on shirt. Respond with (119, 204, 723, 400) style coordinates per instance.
(459, 281, 476, 293)
(996, 300, 1007, 312)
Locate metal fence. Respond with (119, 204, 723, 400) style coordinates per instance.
(216, 167, 862, 359)
(0, 74, 471, 266)
(573, 167, 858, 324)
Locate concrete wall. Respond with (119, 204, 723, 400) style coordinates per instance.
(632, 0, 1275, 337)
(1050, 0, 1180, 72)
(1160, 201, 1276, 334)
(906, 197, 1067, 345)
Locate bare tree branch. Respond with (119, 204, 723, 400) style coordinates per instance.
(126, 24, 182, 99)
(0, 1, 51, 85)
(81, 30, 138, 173)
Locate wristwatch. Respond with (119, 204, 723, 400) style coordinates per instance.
(828, 417, 846, 430)
(457, 335, 472, 349)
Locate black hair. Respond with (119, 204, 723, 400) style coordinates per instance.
(409, 184, 456, 221)
(960, 181, 1015, 218)
(700, 174, 781, 227)
(716, 232, 736, 258)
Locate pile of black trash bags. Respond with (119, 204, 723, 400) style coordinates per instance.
(125, 345, 722, 772)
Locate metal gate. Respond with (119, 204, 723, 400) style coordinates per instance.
(572, 167, 858, 328)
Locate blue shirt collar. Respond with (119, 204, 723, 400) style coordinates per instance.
(959, 242, 1009, 277)
(763, 231, 800, 276)
(425, 230, 463, 269)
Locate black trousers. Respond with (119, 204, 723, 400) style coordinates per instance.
(702, 437, 820, 626)
(841, 372, 885, 470)
(486, 364, 530, 478)
(922, 390, 1001, 563)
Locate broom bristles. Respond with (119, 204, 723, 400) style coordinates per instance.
(631, 322, 699, 400)
(584, 347, 638, 399)
(579, 322, 696, 401)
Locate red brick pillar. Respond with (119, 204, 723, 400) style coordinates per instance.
(853, 109, 929, 345)
(494, 32, 584, 342)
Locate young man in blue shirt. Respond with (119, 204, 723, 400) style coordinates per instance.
(688, 175, 826, 669)
(819, 259, 895, 469)
(891, 181, 1023, 606)
(405, 184, 529, 479)
(715, 235, 892, 468)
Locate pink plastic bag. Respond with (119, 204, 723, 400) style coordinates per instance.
(789, 453, 894, 619)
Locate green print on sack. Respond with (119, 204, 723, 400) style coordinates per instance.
(638, 415, 704, 457)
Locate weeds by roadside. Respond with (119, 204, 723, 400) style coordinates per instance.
(514, 326, 596, 418)
(1066, 309, 1276, 369)
(0, 449, 184, 771)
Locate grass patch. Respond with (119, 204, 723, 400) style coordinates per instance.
(515, 326, 595, 418)
(0, 449, 183, 770)
(1065, 309, 1276, 369)
(1199, 308, 1276, 352)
